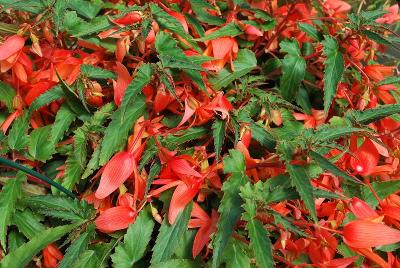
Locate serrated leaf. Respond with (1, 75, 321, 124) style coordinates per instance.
(322, 36, 344, 113)
(81, 144, 101, 180)
(63, 11, 112, 37)
(0, 223, 80, 268)
(112, 207, 155, 268)
(210, 49, 257, 89)
(59, 225, 94, 268)
(270, 210, 307, 237)
(29, 85, 65, 112)
(150, 259, 201, 268)
(377, 76, 400, 86)
(0, 81, 16, 112)
(361, 180, 400, 208)
(7, 112, 29, 151)
(298, 22, 322, 41)
(54, 0, 70, 33)
(29, 125, 54, 162)
(12, 209, 45, 240)
(362, 30, 400, 52)
(80, 64, 116, 79)
(279, 39, 306, 101)
(151, 203, 192, 264)
(99, 64, 152, 165)
(250, 122, 276, 150)
(347, 104, 400, 125)
(163, 127, 208, 149)
(196, 22, 242, 41)
(25, 195, 95, 221)
(212, 119, 226, 161)
(51, 104, 76, 144)
(71, 250, 100, 268)
(189, 0, 224, 25)
(0, 173, 24, 251)
(287, 164, 317, 221)
(68, 0, 102, 19)
(213, 150, 246, 268)
(221, 239, 251, 268)
(313, 126, 368, 142)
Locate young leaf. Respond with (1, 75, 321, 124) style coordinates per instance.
(99, 64, 152, 165)
(210, 49, 257, 89)
(287, 164, 317, 221)
(279, 39, 306, 101)
(0, 81, 16, 112)
(112, 207, 155, 268)
(0, 223, 80, 268)
(29, 125, 55, 162)
(151, 203, 192, 264)
(0, 173, 24, 251)
(309, 150, 362, 184)
(212, 119, 226, 161)
(322, 36, 344, 113)
(213, 150, 247, 268)
(59, 225, 95, 268)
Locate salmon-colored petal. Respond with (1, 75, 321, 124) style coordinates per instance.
(169, 158, 202, 178)
(0, 35, 24, 60)
(0, 110, 22, 133)
(343, 220, 400, 248)
(192, 226, 212, 258)
(349, 139, 379, 176)
(244, 24, 263, 36)
(114, 62, 132, 106)
(177, 98, 196, 127)
(95, 151, 135, 199)
(191, 202, 210, 221)
(325, 256, 358, 268)
(168, 182, 199, 224)
(13, 61, 27, 82)
(211, 37, 234, 60)
(349, 197, 379, 219)
(95, 206, 136, 232)
(382, 205, 400, 221)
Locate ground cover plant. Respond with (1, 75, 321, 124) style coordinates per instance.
(0, 0, 400, 267)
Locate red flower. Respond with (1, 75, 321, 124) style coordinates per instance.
(349, 138, 379, 176)
(376, 4, 400, 24)
(95, 205, 137, 233)
(0, 35, 29, 82)
(113, 62, 132, 106)
(42, 244, 63, 268)
(188, 203, 219, 257)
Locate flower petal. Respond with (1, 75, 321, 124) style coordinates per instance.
(349, 197, 379, 219)
(350, 139, 379, 176)
(114, 62, 132, 106)
(95, 151, 135, 199)
(168, 182, 199, 224)
(0, 35, 24, 60)
(169, 157, 202, 178)
(343, 220, 400, 248)
(95, 206, 136, 233)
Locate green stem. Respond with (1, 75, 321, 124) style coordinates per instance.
(0, 157, 76, 199)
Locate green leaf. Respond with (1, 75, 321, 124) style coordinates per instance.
(0, 223, 80, 268)
(347, 104, 400, 125)
(0, 173, 24, 251)
(250, 122, 276, 150)
(298, 22, 322, 41)
(81, 64, 116, 79)
(54, 0, 69, 33)
(151, 203, 192, 264)
(189, 0, 224, 25)
(377, 76, 400, 86)
(81, 144, 101, 180)
(213, 150, 247, 268)
(163, 127, 208, 149)
(29, 125, 54, 162)
(71, 250, 100, 268)
(12, 209, 45, 240)
(210, 49, 257, 89)
(287, 164, 317, 221)
(279, 39, 306, 101)
(7, 111, 29, 151)
(25, 195, 95, 222)
(68, 0, 103, 19)
(112, 207, 155, 268)
(361, 180, 400, 208)
(313, 126, 368, 142)
(310, 151, 360, 183)
(51, 104, 76, 144)
(59, 225, 94, 268)
(221, 239, 251, 268)
(99, 64, 152, 165)
(150, 259, 201, 268)
(212, 119, 226, 161)
(29, 85, 64, 112)
(196, 22, 242, 41)
(0, 81, 16, 112)
(322, 36, 344, 113)
(63, 11, 112, 37)
(362, 30, 400, 52)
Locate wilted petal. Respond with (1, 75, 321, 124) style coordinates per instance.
(95, 151, 135, 199)
(95, 206, 136, 232)
(343, 220, 400, 248)
(0, 35, 24, 60)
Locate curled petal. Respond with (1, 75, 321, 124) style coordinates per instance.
(0, 35, 24, 60)
(95, 206, 136, 233)
(168, 182, 200, 224)
(95, 151, 135, 199)
(343, 220, 400, 248)
(114, 62, 132, 106)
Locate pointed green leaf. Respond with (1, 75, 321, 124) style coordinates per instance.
(7, 112, 29, 151)
(347, 104, 400, 125)
(196, 22, 242, 41)
(80, 64, 116, 79)
(212, 119, 226, 161)
(377, 76, 400, 86)
(250, 122, 276, 150)
(151, 203, 192, 264)
(112, 207, 155, 268)
(322, 36, 344, 113)
(29, 85, 65, 112)
(150, 259, 201, 268)
(51, 104, 76, 144)
(361, 180, 400, 208)
(0, 81, 16, 112)
(29, 125, 55, 162)
(12, 209, 45, 240)
(298, 22, 322, 41)
(189, 0, 224, 25)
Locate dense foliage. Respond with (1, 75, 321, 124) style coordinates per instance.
(0, 0, 400, 267)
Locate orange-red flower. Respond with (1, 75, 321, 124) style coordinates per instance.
(42, 244, 63, 268)
(376, 4, 400, 24)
